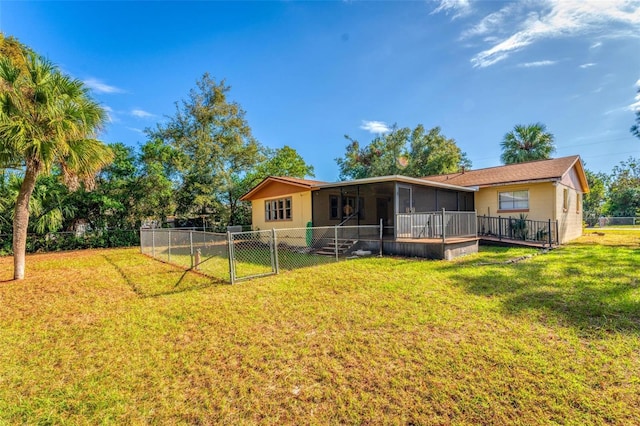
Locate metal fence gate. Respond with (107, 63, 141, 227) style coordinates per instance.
(229, 230, 277, 282)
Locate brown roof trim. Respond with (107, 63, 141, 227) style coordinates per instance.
(239, 176, 327, 201)
(562, 156, 590, 193)
(313, 175, 476, 192)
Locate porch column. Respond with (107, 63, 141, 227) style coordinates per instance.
(393, 183, 398, 240)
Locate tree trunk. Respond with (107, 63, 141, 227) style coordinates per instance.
(13, 165, 38, 280)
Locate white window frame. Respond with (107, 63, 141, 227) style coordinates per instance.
(498, 190, 529, 211)
(265, 197, 292, 222)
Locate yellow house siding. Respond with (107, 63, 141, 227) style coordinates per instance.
(250, 190, 312, 231)
(475, 182, 583, 243)
(555, 183, 583, 243)
(475, 183, 555, 222)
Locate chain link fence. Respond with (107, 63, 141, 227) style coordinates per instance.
(140, 225, 382, 283)
(592, 217, 640, 228)
(140, 229, 230, 282)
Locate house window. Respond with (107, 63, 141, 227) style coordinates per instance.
(329, 195, 365, 220)
(265, 197, 292, 221)
(563, 188, 569, 211)
(576, 194, 581, 214)
(498, 190, 529, 211)
(330, 196, 340, 220)
(343, 196, 365, 219)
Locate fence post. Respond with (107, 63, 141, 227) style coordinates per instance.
(471, 211, 475, 237)
(272, 228, 280, 275)
(547, 219, 552, 247)
(509, 216, 513, 240)
(441, 208, 446, 242)
(334, 226, 339, 262)
(194, 249, 201, 271)
(555, 220, 559, 245)
(152, 228, 155, 257)
(227, 231, 235, 285)
(498, 216, 502, 241)
(167, 229, 171, 263)
(410, 212, 414, 239)
(189, 231, 194, 268)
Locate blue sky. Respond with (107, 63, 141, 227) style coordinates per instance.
(1, 0, 639, 181)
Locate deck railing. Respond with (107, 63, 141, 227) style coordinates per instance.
(477, 215, 558, 246)
(396, 210, 477, 240)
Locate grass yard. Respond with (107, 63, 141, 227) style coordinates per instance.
(0, 230, 639, 424)
(152, 247, 335, 282)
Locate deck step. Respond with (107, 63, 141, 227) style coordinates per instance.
(314, 239, 358, 256)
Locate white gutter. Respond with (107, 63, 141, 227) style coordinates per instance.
(312, 175, 476, 192)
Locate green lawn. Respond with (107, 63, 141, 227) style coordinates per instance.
(151, 246, 336, 282)
(1, 230, 639, 424)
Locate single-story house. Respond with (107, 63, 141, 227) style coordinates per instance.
(240, 175, 479, 259)
(240, 155, 589, 256)
(423, 155, 589, 244)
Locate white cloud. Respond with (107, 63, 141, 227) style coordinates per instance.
(131, 109, 155, 118)
(360, 120, 391, 134)
(84, 78, 125, 94)
(636, 78, 640, 87)
(464, 0, 640, 68)
(126, 127, 145, 134)
(518, 60, 557, 67)
(628, 91, 640, 111)
(579, 62, 597, 68)
(431, 0, 472, 19)
(590, 41, 603, 48)
(461, 3, 519, 39)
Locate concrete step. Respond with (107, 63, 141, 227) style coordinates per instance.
(314, 239, 358, 256)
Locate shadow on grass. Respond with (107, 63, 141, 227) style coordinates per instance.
(101, 254, 226, 298)
(442, 243, 640, 335)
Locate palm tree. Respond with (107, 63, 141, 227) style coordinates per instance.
(0, 50, 113, 280)
(500, 123, 556, 165)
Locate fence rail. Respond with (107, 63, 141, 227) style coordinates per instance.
(477, 215, 558, 246)
(592, 216, 639, 227)
(396, 210, 477, 239)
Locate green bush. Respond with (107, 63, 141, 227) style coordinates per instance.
(0, 229, 140, 255)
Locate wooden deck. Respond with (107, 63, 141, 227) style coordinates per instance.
(479, 235, 556, 249)
(355, 233, 557, 259)
(375, 236, 479, 260)
(395, 236, 479, 245)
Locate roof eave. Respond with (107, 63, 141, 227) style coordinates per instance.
(239, 176, 316, 201)
(313, 175, 476, 192)
(560, 156, 590, 194)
